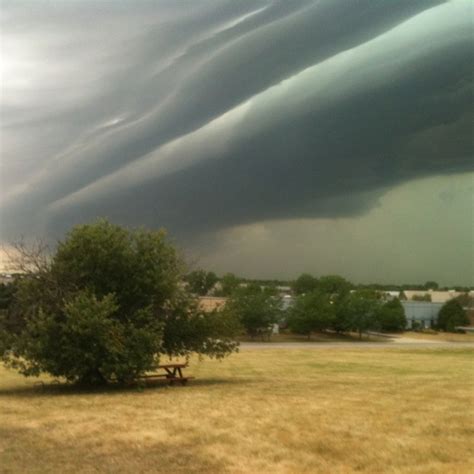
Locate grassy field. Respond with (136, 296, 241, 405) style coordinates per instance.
(401, 331, 474, 342)
(238, 331, 387, 343)
(239, 330, 474, 344)
(1, 347, 473, 474)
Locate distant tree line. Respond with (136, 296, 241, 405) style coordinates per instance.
(182, 270, 473, 298)
(356, 281, 472, 292)
(218, 272, 470, 338)
(219, 274, 408, 340)
(288, 277, 407, 338)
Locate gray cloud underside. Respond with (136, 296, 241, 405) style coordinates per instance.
(1, 0, 472, 242)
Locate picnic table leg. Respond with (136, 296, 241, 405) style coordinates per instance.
(177, 367, 187, 385)
(165, 367, 179, 385)
(160, 366, 189, 386)
(172, 367, 178, 385)
(164, 367, 174, 384)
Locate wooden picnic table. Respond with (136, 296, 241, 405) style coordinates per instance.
(139, 363, 193, 386)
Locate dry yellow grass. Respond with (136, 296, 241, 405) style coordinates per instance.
(1, 347, 473, 474)
(401, 331, 474, 342)
(239, 331, 387, 343)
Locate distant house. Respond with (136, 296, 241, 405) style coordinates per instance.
(401, 301, 444, 329)
(198, 296, 227, 313)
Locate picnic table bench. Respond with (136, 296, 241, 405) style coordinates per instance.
(139, 363, 193, 386)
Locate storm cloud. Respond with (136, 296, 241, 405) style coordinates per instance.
(1, 0, 473, 282)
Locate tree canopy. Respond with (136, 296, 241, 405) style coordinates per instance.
(223, 284, 281, 339)
(377, 298, 407, 332)
(217, 273, 241, 297)
(337, 291, 381, 338)
(292, 273, 319, 295)
(318, 275, 352, 296)
(288, 291, 334, 339)
(0, 220, 238, 385)
(292, 273, 352, 297)
(184, 269, 218, 296)
(424, 281, 439, 290)
(437, 299, 468, 332)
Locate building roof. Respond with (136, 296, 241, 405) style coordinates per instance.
(198, 296, 227, 312)
(403, 290, 463, 304)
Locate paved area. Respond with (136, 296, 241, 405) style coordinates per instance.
(240, 341, 474, 350)
(391, 336, 443, 344)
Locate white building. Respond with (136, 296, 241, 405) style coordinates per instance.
(401, 301, 443, 329)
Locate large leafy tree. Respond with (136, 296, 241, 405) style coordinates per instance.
(454, 293, 473, 308)
(185, 269, 218, 296)
(224, 284, 281, 338)
(437, 299, 468, 332)
(323, 277, 356, 333)
(288, 291, 334, 339)
(292, 273, 319, 295)
(376, 298, 407, 332)
(318, 275, 352, 297)
(0, 220, 238, 385)
(218, 273, 241, 296)
(339, 291, 381, 339)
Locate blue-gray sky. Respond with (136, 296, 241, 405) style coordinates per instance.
(0, 0, 473, 284)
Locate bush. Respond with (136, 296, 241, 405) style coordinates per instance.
(0, 220, 238, 384)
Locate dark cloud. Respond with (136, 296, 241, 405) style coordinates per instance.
(1, 0, 472, 248)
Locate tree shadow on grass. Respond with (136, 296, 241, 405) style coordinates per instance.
(186, 377, 253, 387)
(0, 376, 249, 398)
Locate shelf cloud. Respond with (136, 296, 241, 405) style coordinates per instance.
(1, 0, 472, 282)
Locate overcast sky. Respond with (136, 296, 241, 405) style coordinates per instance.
(0, 0, 472, 285)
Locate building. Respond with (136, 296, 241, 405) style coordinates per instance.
(197, 296, 227, 313)
(382, 291, 401, 301)
(402, 290, 464, 304)
(401, 301, 443, 329)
